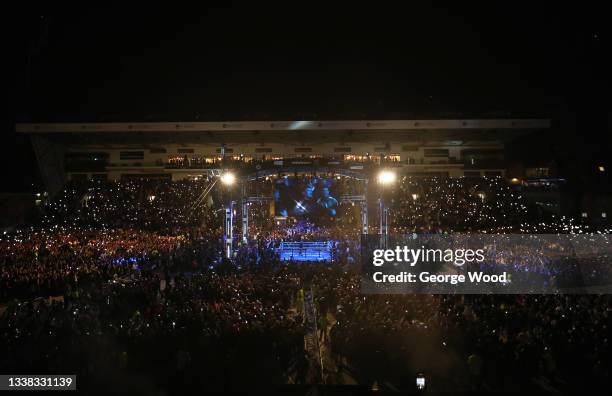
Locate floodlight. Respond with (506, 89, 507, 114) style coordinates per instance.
(377, 170, 396, 185)
(220, 172, 236, 186)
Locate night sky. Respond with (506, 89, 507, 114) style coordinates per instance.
(4, 5, 609, 192)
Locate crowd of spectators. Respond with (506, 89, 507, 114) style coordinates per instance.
(42, 179, 223, 231)
(315, 267, 611, 391)
(389, 176, 536, 233)
(0, 176, 610, 393)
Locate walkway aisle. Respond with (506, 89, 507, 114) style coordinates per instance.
(302, 289, 323, 383)
(317, 312, 358, 385)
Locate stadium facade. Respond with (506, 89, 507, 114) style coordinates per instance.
(17, 119, 549, 194)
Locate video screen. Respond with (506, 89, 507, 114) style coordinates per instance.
(273, 177, 340, 219)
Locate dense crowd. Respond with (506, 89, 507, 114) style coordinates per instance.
(42, 179, 223, 231)
(315, 268, 611, 391)
(1, 265, 306, 392)
(1, 176, 611, 392)
(390, 176, 541, 233)
(0, 227, 222, 302)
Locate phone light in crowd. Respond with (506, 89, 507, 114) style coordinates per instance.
(416, 372, 426, 390)
(598, 165, 605, 172)
(412, 193, 419, 201)
(148, 195, 156, 202)
(478, 192, 486, 201)
(220, 172, 236, 186)
(377, 169, 396, 185)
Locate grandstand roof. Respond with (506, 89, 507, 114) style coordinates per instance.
(16, 119, 549, 134)
(16, 119, 549, 146)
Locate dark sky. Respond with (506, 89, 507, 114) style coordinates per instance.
(3, 4, 609, 191)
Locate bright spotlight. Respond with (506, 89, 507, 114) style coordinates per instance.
(377, 170, 396, 185)
(220, 172, 236, 186)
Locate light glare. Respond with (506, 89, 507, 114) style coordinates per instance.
(377, 170, 396, 185)
(221, 172, 236, 185)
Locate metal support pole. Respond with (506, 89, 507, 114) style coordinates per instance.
(225, 200, 234, 258)
(361, 201, 368, 234)
(362, 179, 368, 235)
(241, 183, 249, 243)
(384, 207, 389, 236)
(379, 198, 384, 235)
